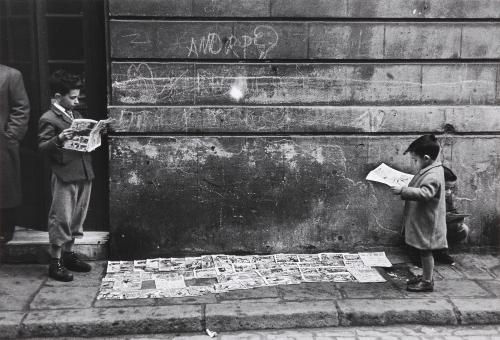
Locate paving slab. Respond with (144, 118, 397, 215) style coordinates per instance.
(20, 305, 203, 337)
(154, 294, 217, 305)
(434, 265, 466, 279)
(0, 264, 46, 311)
(454, 255, 497, 280)
(0, 311, 25, 339)
(394, 280, 493, 298)
(339, 282, 404, 299)
(94, 297, 156, 308)
(278, 282, 342, 301)
(30, 285, 99, 309)
(476, 280, 500, 297)
(216, 286, 279, 302)
(337, 298, 457, 326)
(206, 300, 339, 331)
(452, 298, 500, 325)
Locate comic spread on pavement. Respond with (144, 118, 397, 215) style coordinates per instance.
(97, 252, 391, 300)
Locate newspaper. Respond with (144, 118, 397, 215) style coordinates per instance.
(358, 252, 393, 267)
(344, 258, 386, 283)
(98, 252, 390, 300)
(366, 163, 414, 187)
(63, 118, 112, 152)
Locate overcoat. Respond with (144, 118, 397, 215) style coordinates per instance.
(0, 65, 30, 208)
(38, 105, 94, 182)
(401, 161, 448, 250)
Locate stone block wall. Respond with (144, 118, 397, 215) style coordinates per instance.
(107, 0, 500, 259)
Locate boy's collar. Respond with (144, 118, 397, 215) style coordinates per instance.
(51, 103, 74, 123)
(419, 161, 442, 175)
(53, 102, 66, 113)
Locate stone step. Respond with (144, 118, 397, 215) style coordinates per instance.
(4, 226, 109, 263)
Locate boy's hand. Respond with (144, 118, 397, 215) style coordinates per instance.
(390, 185, 403, 195)
(58, 128, 74, 142)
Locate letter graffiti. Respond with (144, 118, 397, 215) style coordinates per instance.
(188, 32, 223, 57)
(186, 25, 279, 59)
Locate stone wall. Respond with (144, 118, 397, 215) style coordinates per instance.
(107, 0, 500, 259)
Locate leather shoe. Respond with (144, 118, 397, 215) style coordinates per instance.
(62, 252, 92, 272)
(406, 274, 422, 285)
(49, 258, 73, 282)
(407, 279, 434, 292)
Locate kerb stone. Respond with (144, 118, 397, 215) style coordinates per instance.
(452, 298, 500, 324)
(0, 311, 25, 339)
(338, 298, 457, 326)
(205, 300, 339, 331)
(20, 305, 203, 337)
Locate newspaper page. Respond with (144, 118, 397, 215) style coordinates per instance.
(366, 163, 414, 187)
(358, 252, 393, 267)
(63, 118, 112, 152)
(99, 253, 392, 300)
(344, 258, 386, 283)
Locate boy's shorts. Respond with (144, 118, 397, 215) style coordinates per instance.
(48, 174, 92, 246)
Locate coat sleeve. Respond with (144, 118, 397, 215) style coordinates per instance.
(400, 176, 440, 202)
(5, 69, 30, 141)
(38, 119, 62, 153)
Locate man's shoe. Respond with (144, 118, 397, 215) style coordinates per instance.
(407, 279, 434, 292)
(62, 252, 92, 272)
(49, 258, 73, 282)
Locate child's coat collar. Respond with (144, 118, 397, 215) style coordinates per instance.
(418, 161, 443, 176)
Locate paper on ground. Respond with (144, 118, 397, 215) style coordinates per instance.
(344, 259, 386, 283)
(366, 163, 414, 187)
(358, 252, 393, 267)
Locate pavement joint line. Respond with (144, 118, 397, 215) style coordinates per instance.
(91, 286, 100, 308)
(201, 304, 207, 331)
(473, 279, 498, 297)
(337, 284, 348, 299)
(16, 312, 29, 339)
(24, 275, 48, 311)
(333, 299, 344, 327)
(447, 297, 464, 326)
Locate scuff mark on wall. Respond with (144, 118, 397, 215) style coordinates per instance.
(127, 171, 143, 185)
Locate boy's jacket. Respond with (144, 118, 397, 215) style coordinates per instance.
(38, 105, 94, 182)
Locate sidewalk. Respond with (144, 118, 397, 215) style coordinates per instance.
(1, 253, 500, 338)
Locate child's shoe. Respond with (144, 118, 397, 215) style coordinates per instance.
(406, 274, 422, 285)
(62, 251, 92, 272)
(48, 258, 74, 282)
(407, 279, 434, 292)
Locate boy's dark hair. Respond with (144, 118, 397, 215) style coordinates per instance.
(443, 165, 457, 182)
(403, 134, 440, 160)
(49, 69, 83, 96)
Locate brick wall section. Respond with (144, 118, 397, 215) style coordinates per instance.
(107, 0, 500, 259)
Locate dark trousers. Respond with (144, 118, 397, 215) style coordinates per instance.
(0, 207, 17, 262)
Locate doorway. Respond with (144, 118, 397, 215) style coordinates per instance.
(0, 0, 108, 231)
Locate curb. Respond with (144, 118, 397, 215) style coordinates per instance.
(337, 298, 457, 326)
(3, 298, 499, 338)
(206, 300, 339, 331)
(17, 305, 203, 338)
(451, 298, 500, 325)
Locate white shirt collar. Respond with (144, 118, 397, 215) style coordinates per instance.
(53, 102, 67, 113)
(53, 102, 74, 120)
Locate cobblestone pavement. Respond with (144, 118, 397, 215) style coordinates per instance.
(25, 325, 500, 339)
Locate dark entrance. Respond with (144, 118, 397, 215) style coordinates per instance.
(0, 0, 107, 231)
